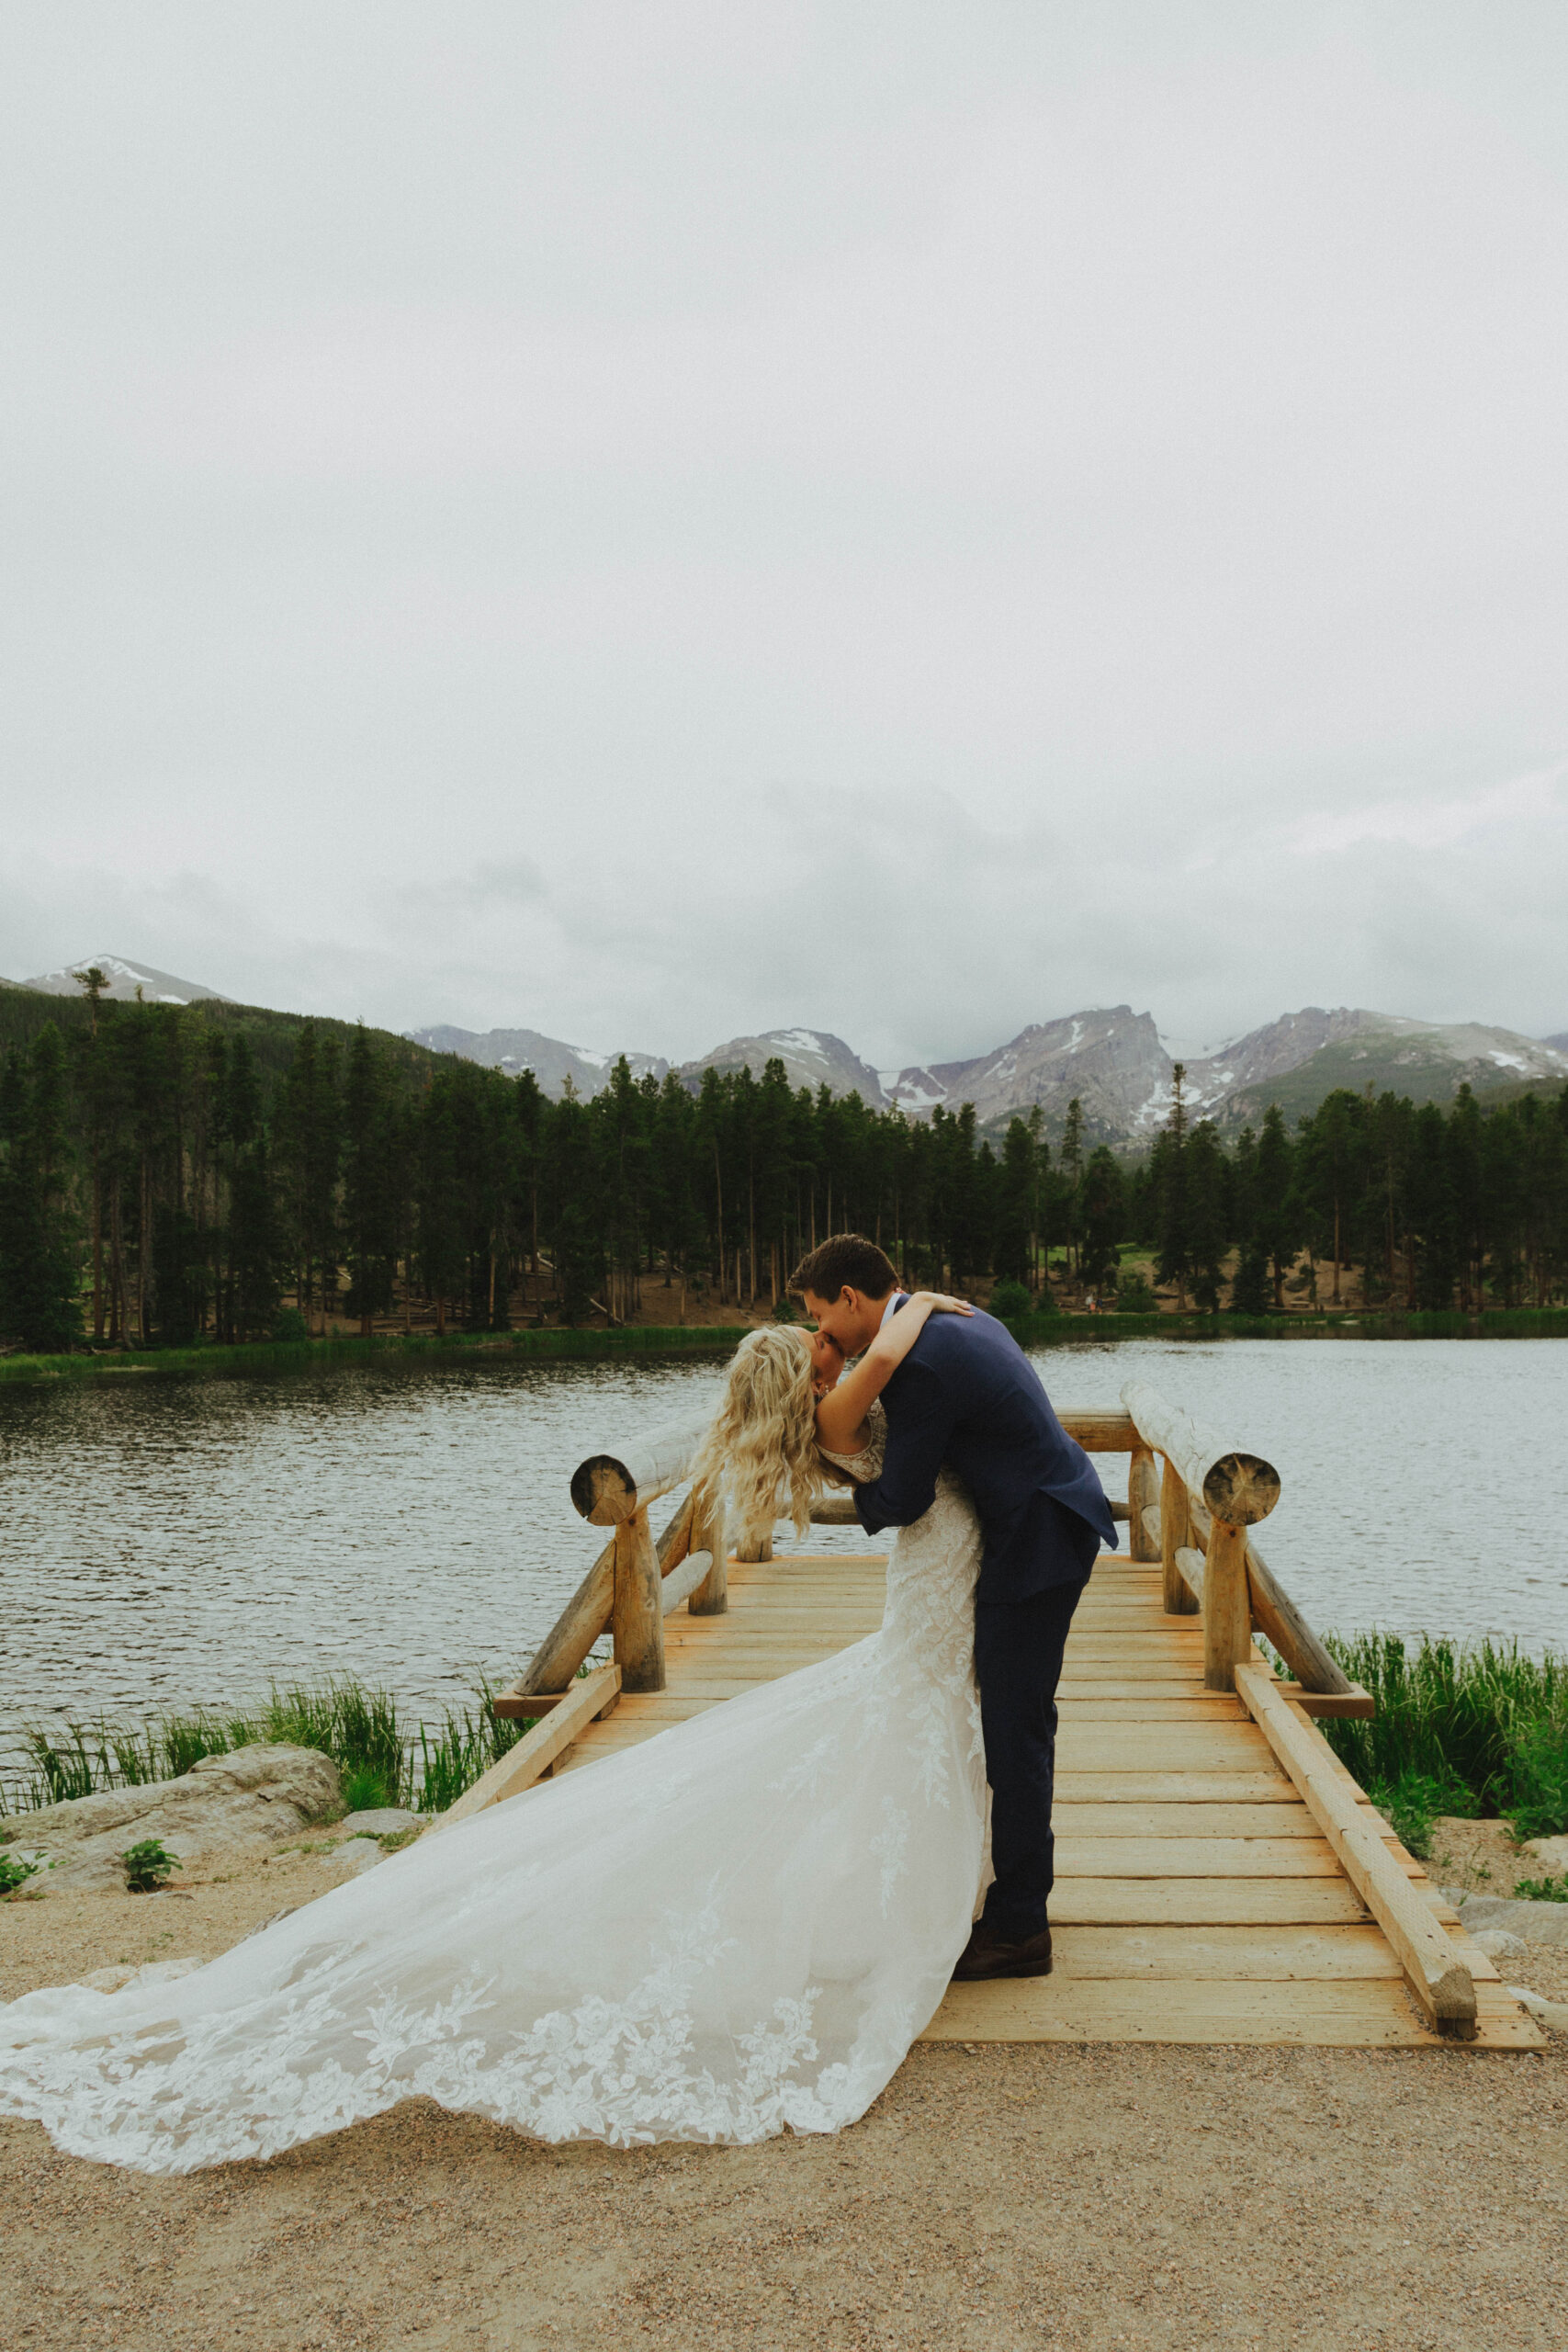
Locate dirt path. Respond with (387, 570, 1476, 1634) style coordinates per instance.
(6, 1842, 1567, 2350)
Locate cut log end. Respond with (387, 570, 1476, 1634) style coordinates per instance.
(1201, 1453, 1282, 1528)
(1433, 1971, 1481, 2041)
(571, 1454, 637, 1525)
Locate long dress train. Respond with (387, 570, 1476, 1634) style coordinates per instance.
(0, 1408, 986, 2172)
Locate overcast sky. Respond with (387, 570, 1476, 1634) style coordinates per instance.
(2, 3, 1565, 1065)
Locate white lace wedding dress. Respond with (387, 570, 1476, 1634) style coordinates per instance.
(0, 1408, 987, 2173)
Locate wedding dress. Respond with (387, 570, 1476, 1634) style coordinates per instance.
(0, 1407, 987, 2172)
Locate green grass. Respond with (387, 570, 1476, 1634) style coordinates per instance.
(2, 1673, 534, 1819)
(1316, 1633, 1568, 1857)
(0, 1324, 745, 1387)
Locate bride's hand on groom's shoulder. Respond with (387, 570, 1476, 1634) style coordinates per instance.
(911, 1290, 974, 1316)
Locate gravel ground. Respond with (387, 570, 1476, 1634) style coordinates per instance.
(5, 1836, 1567, 2351)
(1427, 1816, 1547, 1900)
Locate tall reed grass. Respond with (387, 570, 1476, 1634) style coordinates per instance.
(9, 1637, 1566, 1855)
(3, 1675, 533, 1818)
(1318, 1633, 1568, 1857)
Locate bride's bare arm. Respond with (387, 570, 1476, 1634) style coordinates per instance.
(813, 1292, 973, 1455)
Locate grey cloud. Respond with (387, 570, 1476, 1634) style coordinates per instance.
(2, 6, 1566, 1057)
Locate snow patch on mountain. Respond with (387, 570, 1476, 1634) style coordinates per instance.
(21, 955, 230, 1006)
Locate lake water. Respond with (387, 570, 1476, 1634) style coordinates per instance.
(1, 1340, 1563, 1781)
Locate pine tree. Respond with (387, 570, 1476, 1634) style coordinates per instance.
(1253, 1104, 1298, 1308)
(994, 1117, 1037, 1283)
(1185, 1119, 1230, 1310)
(0, 1029, 82, 1351)
(1155, 1063, 1190, 1309)
(342, 1027, 400, 1335)
(1079, 1145, 1126, 1291)
(1060, 1096, 1084, 1278)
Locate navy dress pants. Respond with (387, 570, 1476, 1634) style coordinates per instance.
(975, 1512, 1097, 1939)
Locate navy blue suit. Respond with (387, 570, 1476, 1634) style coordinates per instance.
(852, 1304, 1116, 1938)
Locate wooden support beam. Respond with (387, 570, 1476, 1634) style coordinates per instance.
(1275, 1682, 1375, 1720)
(660, 1550, 715, 1615)
(1160, 1459, 1199, 1616)
(1245, 1539, 1354, 1699)
(434, 1664, 622, 1827)
(1128, 1445, 1160, 1564)
(515, 1493, 695, 1697)
(1173, 1545, 1205, 1605)
(1057, 1410, 1140, 1452)
(1185, 1496, 1352, 1699)
(687, 1487, 728, 1615)
(613, 1505, 666, 1691)
(1235, 1662, 1476, 2040)
(1122, 1379, 1281, 1526)
(1203, 1520, 1254, 1692)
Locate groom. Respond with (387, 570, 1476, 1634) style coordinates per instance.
(794, 1233, 1116, 1981)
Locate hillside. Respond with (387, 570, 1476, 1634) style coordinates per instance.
(1216, 1018, 1568, 1129)
(0, 981, 446, 1092)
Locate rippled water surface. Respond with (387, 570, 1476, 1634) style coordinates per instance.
(1, 1340, 1563, 1770)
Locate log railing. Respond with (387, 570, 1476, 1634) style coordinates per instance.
(1115, 1378, 1478, 2039)
(1120, 1378, 1347, 1697)
(513, 1388, 1357, 1713)
(507, 1405, 1148, 1710)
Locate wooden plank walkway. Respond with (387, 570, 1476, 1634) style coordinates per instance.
(552, 1544, 1541, 2050)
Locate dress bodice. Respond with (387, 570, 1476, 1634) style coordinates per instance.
(818, 1396, 888, 1483)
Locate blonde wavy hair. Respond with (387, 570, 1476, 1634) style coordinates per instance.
(688, 1324, 825, 1556)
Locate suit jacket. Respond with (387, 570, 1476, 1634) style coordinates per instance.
(851, 1304, 1117, 1603)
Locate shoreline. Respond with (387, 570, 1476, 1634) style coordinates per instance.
(3, 1304, 1566, 1388)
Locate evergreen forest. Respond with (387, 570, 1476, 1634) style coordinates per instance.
(2, 980, 1567, 1352)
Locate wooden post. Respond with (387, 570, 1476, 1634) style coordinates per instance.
(612, 1506, 666, 1691)
(1202, 1517, 1253, 1691)
(1127, 1445, 1159, 1564)
(687, 1488, 729, 1615)
(1159, 1456, 1198, 1616)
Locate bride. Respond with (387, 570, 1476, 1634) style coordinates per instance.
(0, 1292, 990, 2171)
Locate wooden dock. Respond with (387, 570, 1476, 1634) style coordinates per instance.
(441, 1378, 1542, 2052)
(532, 1543, 1537, 2050)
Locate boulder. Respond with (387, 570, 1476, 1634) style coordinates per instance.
(321, 1837, 385, 1877)
(338, 1807, 419, 1838)
(1520, 1834, 1568, 1876)
(1440, 1887, 1568, 1949)
(0, 1744, 341, 1893)
(1471, 1928, 1528, 1961)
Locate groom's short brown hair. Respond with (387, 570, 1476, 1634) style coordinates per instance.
(791, 1234, 898, 1302)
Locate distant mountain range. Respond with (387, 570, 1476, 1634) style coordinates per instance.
(7, 957, 1565, 1142)
(407, 1004, 1568, 1141)
(408, 1024, 670, 1097)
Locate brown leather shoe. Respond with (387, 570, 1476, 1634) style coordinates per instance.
(951, 1924, 1053, 1981)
